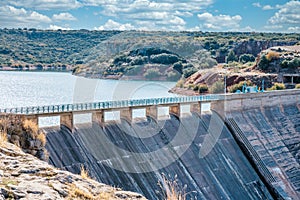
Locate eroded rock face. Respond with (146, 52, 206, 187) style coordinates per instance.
(0, 142, 146, 200)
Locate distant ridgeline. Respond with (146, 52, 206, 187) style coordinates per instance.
(0, 29, 299, 80)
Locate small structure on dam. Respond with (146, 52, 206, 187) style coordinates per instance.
(1, 90, 300, 199)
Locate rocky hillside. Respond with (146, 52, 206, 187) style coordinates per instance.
(0, 142, 146, 200)
(170, 45, 300, 95)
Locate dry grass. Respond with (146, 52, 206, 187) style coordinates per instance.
(96, 188, 116, 200)
(0, 118, 8, 147)
(67, 183, 116, 200)
(67, 184, 94, 200)
(266, 51, 280, 61)
(36, 132, 47, 146)
(159, 174, 186, 200)
(0, 131, 7, 147)
(23, 119, 39, 137)
(80, 165, 90, 180)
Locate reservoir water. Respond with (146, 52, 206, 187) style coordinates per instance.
(0, 71, 177, 126)
(0, 71, 177, 108)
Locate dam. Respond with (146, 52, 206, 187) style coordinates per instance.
(1, 90, 300, 199)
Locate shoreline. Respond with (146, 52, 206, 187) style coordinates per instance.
(168, 87, 200, 96)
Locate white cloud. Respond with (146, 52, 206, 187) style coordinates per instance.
(53, 12, 76, 21)
(197, 12, 242, 30)
(89, 0, 211, 30)
(264, 25, 284, 30)
(288, 26, 300, 32)
(252, 2, 261, 8)
(243, 26, 255, 32)
(1, 0, 82, 10)
(262, 5, 274, 10)
(49, 24, 71, 30)
(268, 0, 300, 31)
(0, 5, 51, 28)
(95, 19, 135, 30)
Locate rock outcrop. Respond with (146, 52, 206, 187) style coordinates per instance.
(0, 142, 146, 200)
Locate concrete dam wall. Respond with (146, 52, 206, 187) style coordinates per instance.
(44, 89, 300, 199)
(226, 104, 300, 199)
(44, 112, 272, 200)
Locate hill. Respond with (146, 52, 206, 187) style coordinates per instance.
(0, 29, 299, 81)
(170, 45, 300, 95)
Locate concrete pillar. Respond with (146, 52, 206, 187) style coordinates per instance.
(190, 102, 201, 114)
(146, 106, 158, 120)
(92, 111, 104, 124)
(169, 104, 180, 117)
(60, 112, 73, 131)
(210, 100, 225, 120)
(120, 108, 132, 122)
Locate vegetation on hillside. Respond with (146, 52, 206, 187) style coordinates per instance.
(0, 28, 120, 70)
(0, 115, 47, 160)
(1, 29, 299, 81)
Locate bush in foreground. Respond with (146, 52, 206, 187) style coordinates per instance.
(268, 83, 286, 91)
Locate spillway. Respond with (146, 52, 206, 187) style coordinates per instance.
(44, 112, 273, 199)
(227, 103, 300, 199)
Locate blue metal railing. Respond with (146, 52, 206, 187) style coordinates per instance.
(0, 95, 222, 115)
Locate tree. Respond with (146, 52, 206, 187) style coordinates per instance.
(239, 54, 255, 64)
(226, 50, 238, 63)
(257, 54, 269, 70)
(173, 61, 183, 74)
(182, 67, 197, 78)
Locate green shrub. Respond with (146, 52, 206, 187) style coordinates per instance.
(228, 80, 253, 93)
(150, 53, 179, 64)
(176, 79, 185, 88)
(257, 54, 269, 70)
(187, 84, 195, 89)
(239, 54, 255, 64)
(198, 84, 208, 93)
(281, 58, 300, 69)
(226, 50, 238, 63)
(268, 83, 285, 90)
(182, 67, 197, 78)
(173, 61, 183, 73)
(210, 80, 225, 94)
(295, 84, 300, 89)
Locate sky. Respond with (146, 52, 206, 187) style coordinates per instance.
(0, 0, 299, 32)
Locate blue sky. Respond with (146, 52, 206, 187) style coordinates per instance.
(0, 0, 299, 32)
